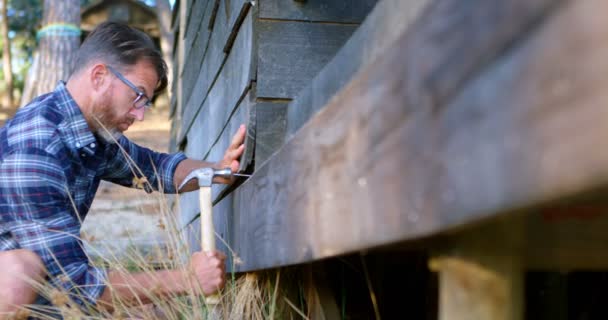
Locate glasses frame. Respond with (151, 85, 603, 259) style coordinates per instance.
(106, 65, 152, 110)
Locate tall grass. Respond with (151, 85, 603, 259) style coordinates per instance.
(7, 121, 304, 319)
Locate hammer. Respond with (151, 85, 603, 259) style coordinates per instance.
(178, 167, 250, 304)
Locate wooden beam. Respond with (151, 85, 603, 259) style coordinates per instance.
(259, 0, 377, 23)
(221, 0, 608, 271)
(431, 256, 523, 320)
(256, 21, 357, 99)
(179, 0, 253, 145)
(286, 0, 431, 137)
(184, 10, 254, 160)
(429, 217, 525, 320)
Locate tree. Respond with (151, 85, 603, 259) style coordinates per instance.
(21, 0, 80, 105)
(155, 0, 173, 97)
(1, 0, 14, 108)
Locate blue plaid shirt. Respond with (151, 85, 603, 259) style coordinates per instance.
(0, 82, 186, 308)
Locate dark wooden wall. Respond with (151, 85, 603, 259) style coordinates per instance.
(172, 0, 608, 270)
(169, 0, 608, 317)
(170, 0, 378, 263)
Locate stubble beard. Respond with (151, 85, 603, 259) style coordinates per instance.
(92, 100, 123, 144)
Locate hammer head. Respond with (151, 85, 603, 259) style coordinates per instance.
(178, 167, 214, 191)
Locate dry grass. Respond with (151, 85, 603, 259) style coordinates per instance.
(11, 179, 290, 319)
(6, 117, 305, 320)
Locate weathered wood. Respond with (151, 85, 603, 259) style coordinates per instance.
(183, 0, 195, 36)
(222, 0, 608, 271)
(172, 0, 189, 149)
(180, 0, 253, 144)
(287, 0, 431, 136)
(430, 217, 525, 320)
(181, 0, 214, 105)
(223, 0, 251, 53)
(432, 256, 523, 320)
(182, 9, 255, 155)
(256, 20, 357, 99)
(208, 0, 221, 30)
(184, 0, 208, 55)
(182, 90, 254, 258)
(253, 101, 288, 170)
(259, 0, 377, 23)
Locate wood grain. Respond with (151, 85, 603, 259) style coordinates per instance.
(182, 10, 254, 156)
(222, 0, 608, 271)
(179, 0, 253, 144)
(286, 0, 430, 137)
(256, 20, 357, 99)
(259, 0, 377, 23)
(253, 101, 288, 170)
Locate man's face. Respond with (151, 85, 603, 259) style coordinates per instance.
(92, 60, 158, 143)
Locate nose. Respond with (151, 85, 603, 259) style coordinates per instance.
(129, 106, 145, 121)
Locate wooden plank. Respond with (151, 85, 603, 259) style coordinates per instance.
(203, 90, 253, 164)
(259, 0, 377, 23)
(184, 0, 196, 38)
(184, 0, 208, 54)
(180, 1, 229, 139)
(173, 0, 189, 147)
(182, 10, 255, 155)
(183, 97, 252, 264)
(432, 256, 523, 320)
(181, 0, 214, 104)
(224, 0, 608, 271)
(223, 0, 251, 53)
(253, 101, 287, 170)
(430, 217, 525, 320)
(256, 21, 357, 99)
(179, 0, 252, 143)
(287, 0, 431, 136)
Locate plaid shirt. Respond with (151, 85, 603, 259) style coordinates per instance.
(0, 82, 186, 308)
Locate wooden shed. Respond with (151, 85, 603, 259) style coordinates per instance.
(81, 0, 160, 39)
(170, 0, 608, 318)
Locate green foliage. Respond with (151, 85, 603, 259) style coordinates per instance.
(0, 0, 41, 93)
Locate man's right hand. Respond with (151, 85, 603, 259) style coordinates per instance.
(191, 250, 227, 295)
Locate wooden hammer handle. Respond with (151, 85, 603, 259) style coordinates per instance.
(199, 186, 220, 305)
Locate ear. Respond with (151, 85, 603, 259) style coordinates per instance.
(89, 63, 109, 91)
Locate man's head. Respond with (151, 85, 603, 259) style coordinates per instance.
(67, 22, 168, 143)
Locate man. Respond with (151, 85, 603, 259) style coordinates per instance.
(0, 22, 244, 314)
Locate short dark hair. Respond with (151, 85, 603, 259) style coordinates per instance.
(71, 21, 168, 95)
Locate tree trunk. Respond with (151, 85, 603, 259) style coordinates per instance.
(1, 0, 13, 109)
(20, 0, 80, 105)
(156, 0, 173, 98)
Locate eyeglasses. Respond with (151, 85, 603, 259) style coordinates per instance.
(106, 65, 152, 110)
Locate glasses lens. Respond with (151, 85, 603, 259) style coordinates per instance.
(133, 94, 151, 109)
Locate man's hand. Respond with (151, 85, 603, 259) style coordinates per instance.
(217, 125, 246, 172)
(191, 250, 227, 296)
(174, 125, 246, 191)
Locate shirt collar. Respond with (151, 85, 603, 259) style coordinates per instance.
(54, 81, 98, 154)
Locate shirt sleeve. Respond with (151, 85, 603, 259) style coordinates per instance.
(0, 149, 107, 307)
(102, 136, 187, 194)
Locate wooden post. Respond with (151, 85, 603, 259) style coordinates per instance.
(431, 255, 523, 320)
(430, 217, 525, 320)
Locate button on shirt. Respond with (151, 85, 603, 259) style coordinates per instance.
(0, 82, 187, 307)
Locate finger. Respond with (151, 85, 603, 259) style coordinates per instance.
(224, 144, 244, 161)
(229, 125, 246, 149)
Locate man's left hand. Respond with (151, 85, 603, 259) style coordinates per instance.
(215, 124, 246, 181)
